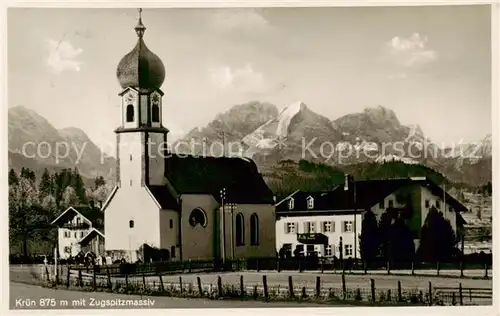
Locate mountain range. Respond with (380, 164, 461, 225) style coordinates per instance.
(7, 102, 492, 188)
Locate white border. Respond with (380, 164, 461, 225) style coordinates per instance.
(1, 1, 498, 316)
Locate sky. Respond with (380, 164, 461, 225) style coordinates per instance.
(8, 5, 492, 155)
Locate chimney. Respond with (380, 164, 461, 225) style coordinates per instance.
(344, 174, 349, 191)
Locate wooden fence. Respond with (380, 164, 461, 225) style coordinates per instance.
(38, 265, 491, 306)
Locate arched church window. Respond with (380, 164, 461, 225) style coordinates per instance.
(235, 213, 245, 246)
(129, 220, 134, 228)
(250, 213, 259, 246)
(126, 104, 134, 122)
(189, 208, 207, 227)
(152, 103, 160, 123)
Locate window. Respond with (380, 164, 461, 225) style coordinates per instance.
(169, 219, 174, 229)
(235, 213, 245, 246)
(171, 246, 176, 258)
(80, 231, 84, 238)
(325, 245, 333, 256)
(76, 217, 81, 225)
(425, 200, 430, 208)
(306, 245, 315, 256)
(64, 231, 70, 238)
(343, 221, 353, 232)
(250, 213, 259, 246)
(126, 104, 134, 122)
(288, 198, 294, 210)
(306, 196, 314, 209)
(304, 221, 316, 233)
(130, 180, 132, 186)
(344, 244, 353, 257)
(285, 222, 297, 234)
(436, 200, 441, 209)
(152, 103, 160, 122)
(189, 208, 207, 227)
(74, 232, 77, 238)
(129, 220, 134, 228)
(322, 221, 334, 233)
(388, 200, 394, 208)
(379, 201, 385, 209)
(130, 154, 132, 161)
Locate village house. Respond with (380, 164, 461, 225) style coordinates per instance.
(102, 10, 276, 263)
(51, 205, 104, 259)
(275, 175, 467, 259)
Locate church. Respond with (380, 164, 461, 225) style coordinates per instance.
(103, 10, 277, 263)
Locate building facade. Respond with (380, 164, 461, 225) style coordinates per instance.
(275, 176, 467, 259)
(51, 206, 104, 259)
(103, 10, 276, 263)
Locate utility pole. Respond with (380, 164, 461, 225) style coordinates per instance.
(220, 188, 226, 263)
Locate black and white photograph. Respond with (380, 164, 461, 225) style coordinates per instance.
(4, 1, 496, 312)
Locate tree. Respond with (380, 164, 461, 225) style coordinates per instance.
(38, 169, 53, 199)
(8, 169, 18, 186)
(61, 186, 79, 208)
(378, 207, 415, 265)
(94, 176, 106, 189)
(417, 207, 457, 263)
(9, 177, 52, 259)
(359, 208, 380, 265)
(20, 167, 36, 183)
(72, 168, 87, 204)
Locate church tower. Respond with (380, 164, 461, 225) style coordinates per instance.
(115, 9, 168, 187)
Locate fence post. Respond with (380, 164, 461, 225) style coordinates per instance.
(256, 259, 260, 272)
(411, 261, 415, 276)
(342, 273, 346, 300)
(217, 276, 223, 297)
(397, 280, 402, 302)
(78, 269, 83, 287)
(370, 279, 376, 302)
(321, 260, 324, 274)
(263, 275, 269, 300)
(93, 269, 97, 290)
(484, 262, 488, 278)
(197, 277, 203, 296)
(436, 261, 440, 276)
(469, 288, 472, 303)
(428, 281, 432, 306)
(240, 275, 245, 297)
(315, 276, 321, 298)
(188, 259, 192, 273)
(159, 274, 164, 292)
(459, 283, 463, 306)
(386, 261, 390, 275)
(66, 266, 70, 288)
(460, 260, 464, 278)
(106, 266, 111, 289)
(364, 261, 367, 274)
(179, 276, 183, 293)
(452, 292, 456, 305)
(45, 265, 50, 282)
(125, 272, 129, 288)
(277, 258, 281, 272)
(141, 272, 146, 289)
(288, 275, 294, 298)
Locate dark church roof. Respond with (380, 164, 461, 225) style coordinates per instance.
(148, 154, 275, 207)
(147, 185, 180, 210)
(116, 10, 165, 93)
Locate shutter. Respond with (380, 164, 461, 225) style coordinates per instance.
(284, 221, 288, 233)
(332, 221, 335, 232)
(341, 221, 345, 233)
(295, 222, 299, 233)
(320, 221, 324, 233)
(303, 222, 308, 233)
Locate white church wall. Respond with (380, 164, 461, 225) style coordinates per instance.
(104, 186, 161, 262)
(118, 132, 143, 188)
(180, 194, 219, 261)
(148, 132, 166, 185)
(229, 204, 276, 259)
(159, 209, 180, 260)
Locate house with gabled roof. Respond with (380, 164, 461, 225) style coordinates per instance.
(275, 175, 467, 259)
(102, 11, 276, 263)
(51, 205, 104, 259)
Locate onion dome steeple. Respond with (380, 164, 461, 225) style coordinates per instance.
(116, 8, 165, 93)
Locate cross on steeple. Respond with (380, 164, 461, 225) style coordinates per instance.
(134, 8, 146, 38)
